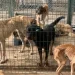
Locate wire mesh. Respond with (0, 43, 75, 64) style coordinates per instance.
(0, 0, 74, 75)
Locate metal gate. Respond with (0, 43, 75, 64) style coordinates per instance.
(0, 0, 75, 74)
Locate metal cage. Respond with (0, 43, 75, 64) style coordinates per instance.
(0, 0, 75, 75)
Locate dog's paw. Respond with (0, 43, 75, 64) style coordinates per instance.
(0, 59, 8, 64)
(37, 63, 43, 67)
(44, 62, 50, 67)
(30, 52, 34, 55)
(19, 50, 24, 53)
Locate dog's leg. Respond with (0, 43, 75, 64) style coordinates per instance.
(57, 64, 65, 75)
(17, 30, 32, 53)
(41, 14, 45, 26)
(29, 40, 36, 55)
(44, 47, 49, 66)
(16, 30, 26, 53)
(71, 64, 74, 75)
(44, 14, 48, 25)
(42, 13, 49, 25)
(70, 61, 74, 75)
(55, 58, 61, 72)
(18, 36, 25, 53)
(56, 61, 66, 75)
(38, 47, 43, 66)
(54, 53, 66, 75)
(56, 59, 66, 75)
(23, 38, 34, 55)
(43, 20, 45, 26)
(49, 40, 54, 55)
(46, 14, 49, 21)
(20, 37, 26, 53)
(0, 40, 8, 64)
(29, 41, 33, 55)
(56, 61, 65, 71)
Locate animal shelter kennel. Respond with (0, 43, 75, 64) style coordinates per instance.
(0, 0, 75, 74)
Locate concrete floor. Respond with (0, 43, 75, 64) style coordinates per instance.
(0, 34, 75, 75)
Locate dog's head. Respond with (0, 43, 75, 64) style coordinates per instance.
(36, 6, 46, 14)
(26, 24, 43, 40)
(36, 4, 48, 15)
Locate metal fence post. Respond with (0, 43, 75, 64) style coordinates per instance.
(8, 0, 16, 17)
(67, 0, 73, 25)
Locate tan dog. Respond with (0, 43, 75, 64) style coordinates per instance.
(53, 44, 75, 75)
(55, 23, 75, 37)
(36, 4, 48, 27)
(0, 15, 34, 63)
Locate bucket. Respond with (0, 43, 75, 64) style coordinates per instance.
(14, 37, 22, 46)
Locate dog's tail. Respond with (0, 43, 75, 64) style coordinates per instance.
(51, 16, 65, 27)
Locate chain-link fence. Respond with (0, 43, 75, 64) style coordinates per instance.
(0, 0, 75, 75)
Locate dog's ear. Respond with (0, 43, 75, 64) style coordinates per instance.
(36, 6, 44, 14)
(39, 7, 46, 14)
(43, 4, 48, 11)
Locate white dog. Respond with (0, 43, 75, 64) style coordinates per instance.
(0, 15, 34, 63)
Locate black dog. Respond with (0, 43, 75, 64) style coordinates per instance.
(26, 16, 65, 66)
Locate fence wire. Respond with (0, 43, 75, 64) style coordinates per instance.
(0, 0, 75, 75)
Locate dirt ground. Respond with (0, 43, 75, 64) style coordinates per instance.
(4, 72, 72, 75)
(0, 35, 75, 75)
(1, 35, 74, 67)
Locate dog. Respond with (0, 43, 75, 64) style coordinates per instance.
(25, 16, 65, 66)
(13, 18, 38, 54)
(55, 23, 74, 36)
(53, 44, 75, 75)
(36, 4, 48, 27)
(0, 15, 35, 64)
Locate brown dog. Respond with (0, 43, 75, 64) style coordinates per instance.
(53, 44, 75, 75)
(0, 15, 35, 63)
(36, 4, 48, 27)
